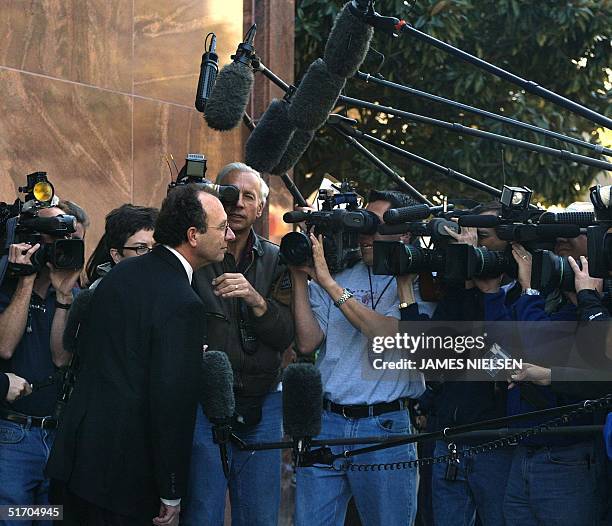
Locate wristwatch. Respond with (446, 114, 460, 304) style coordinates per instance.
(399, 302, 410, 309)
(522, 288, 541, 296)
(334, 288, 353, 308)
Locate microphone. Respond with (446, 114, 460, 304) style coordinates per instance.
(513, 224, 581, 242)
(200, 351, 236, 478)
(195, 33, 219, 113)
(244, 99, 296, 173)
(62, 288, 95, 354)
(204, 25, 257, 131)
(282, 364, 323, 466)
(323, 2, 374, 79)
(288, 59, 346, 131)
(270, 129, 315, 176)
(538, 211, 595, 227)
(283, 210, 311, 223)
(384, 204, 447, 224)
(458, 215, 501, 228)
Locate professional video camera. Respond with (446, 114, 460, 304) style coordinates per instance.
(168, 153, 239, 205)
(0, 172, 84, 284)
(280, 181, 379, 273)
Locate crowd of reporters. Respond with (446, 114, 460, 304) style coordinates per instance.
(0, 163, 610, 526)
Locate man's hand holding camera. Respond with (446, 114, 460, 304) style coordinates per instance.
(8, 242, 41, 278)
(568, 255, 604, 294)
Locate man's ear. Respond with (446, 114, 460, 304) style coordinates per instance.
(110, 248, 121, 264)
(256, 200, 264, 219)
(186, 226, 199, 247)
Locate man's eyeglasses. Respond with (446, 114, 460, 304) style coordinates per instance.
(122, 245, 153, 256)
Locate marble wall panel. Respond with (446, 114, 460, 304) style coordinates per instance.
(0, 68, 133, 253)
(0, 0, 132, 92)
(134, 0, 243, 107)
(132, 97, 243, 208)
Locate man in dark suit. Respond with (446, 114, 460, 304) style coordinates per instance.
(47, 185, 235, 526)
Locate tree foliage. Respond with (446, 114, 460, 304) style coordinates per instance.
(293, 0, 611, 205)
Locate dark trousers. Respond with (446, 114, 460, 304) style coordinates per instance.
(51, 483, 150, 526)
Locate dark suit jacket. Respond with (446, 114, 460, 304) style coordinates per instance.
(46, 246, 205, 520)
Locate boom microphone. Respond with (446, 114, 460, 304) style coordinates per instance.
(384, 204, 447, 224)
(245, 99, 296, 173)
(283, 364, 323, 464)
(204, 25, 257, 131)
(270, 129, 315, 176)
(323, 2, 374, 79)
(288, 59, 346, 131)
(200, 351, 235, 478)
(538, 211, 595, 227)
(195, 33, 219, 113)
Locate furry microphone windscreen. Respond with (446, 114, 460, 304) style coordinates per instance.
(204, 62, 255, 131)
(288, 59, 346, 132)
(245, 99, 296, 173)
(200, 351, 235, 422)
(270, 129, 315, 175)
(282, 363, 323, 439)
(323, 2, 374, 79)
(62, 288, 95, 354)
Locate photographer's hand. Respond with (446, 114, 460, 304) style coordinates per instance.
(48, 264, 81, 304)
(511, 243, 532, 290)
(508, 362, 551, 387)
(443, 222, 478, 246)
(213, 273, 268, 317)
(48, 264, 81, 367)
(396, 274, 417, 305)
(310, 234, 336, 291)
(568, 256, 603, 294)
(5, 373, 32, 402)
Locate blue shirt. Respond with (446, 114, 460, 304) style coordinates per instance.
(0, 279, 61, 416)
(309, 261, 434, 405)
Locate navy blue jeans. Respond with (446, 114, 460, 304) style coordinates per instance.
(503, 441, 600, 526)
(295, 408, 418, 526)
(0, 418, 55, 526)
(181, 391, 282, 526)
(432, 440, 514, 526)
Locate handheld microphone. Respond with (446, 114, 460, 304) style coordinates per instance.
(270, 129, 315, 176)
(282, 364, 323, 467)
(323, 2, 374, 79)
(288, 59, 346, 131)
(200, 351, 235, 478)
(458, 215, 501, 228)
(195, 33, 219, 113)
(384, 204, 449, 224)
(204, 25, 257, 131)
(245, 99, 296, 173)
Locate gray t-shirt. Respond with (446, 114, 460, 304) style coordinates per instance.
(309, 261, 434, 405)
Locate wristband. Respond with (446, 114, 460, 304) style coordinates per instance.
(399, 302, 410, 309)
(55, 300, 72, 310)
(333, 288, 353, 308)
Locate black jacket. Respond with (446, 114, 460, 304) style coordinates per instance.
(193, 232, 293, 397)
(46, 246, 205, 520)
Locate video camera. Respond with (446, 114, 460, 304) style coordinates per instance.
(280, 182, 379, 273)
(168, 153, 240, 205)
(0, 172, 84, 284)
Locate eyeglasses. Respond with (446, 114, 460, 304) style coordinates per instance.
(121, 245, 153, 256)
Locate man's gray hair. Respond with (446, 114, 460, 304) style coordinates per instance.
(216, 162, 270, 205)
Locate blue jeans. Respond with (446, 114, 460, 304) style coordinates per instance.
(0, 419, 56, 526)
(295, 408, 418, 526)
(432, 440, 514, 526)
(182, 391, 282, 526)
(503, 441, 599, 526)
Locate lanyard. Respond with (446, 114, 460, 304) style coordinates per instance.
(367, 266, 394, 311)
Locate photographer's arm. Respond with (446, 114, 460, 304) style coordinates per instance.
(0, 243, 40, 359)
(290, 268, 324, 355)
(49, 266, 81, 367)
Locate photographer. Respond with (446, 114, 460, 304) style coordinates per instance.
(182, 163, 294, 526)
(0, 203, 86, 519)
(291, 189, 433, 526)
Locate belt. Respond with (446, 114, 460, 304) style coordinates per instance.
(0, 408, 57, 429)
(324, 398, 410, 419)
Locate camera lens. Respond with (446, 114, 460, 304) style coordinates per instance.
(280, 232, 312, 266)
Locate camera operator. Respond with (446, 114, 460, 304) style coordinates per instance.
(291, 189, 434, 526)
(400, 201, 518, 526)
(182, 163, 294, 526)
(476, 208, 603, 526)
(0, 202, 86, 519)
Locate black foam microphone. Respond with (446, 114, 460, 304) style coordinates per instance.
(270, 129, 315, 176)
(204, 25, 257, 131)
(323, 2, 374, 79)
(458, 215, 501, 228)
(200, 351, 235, 478)
(62, 289, 95, 354)
(288, 59, 346, 131)
(195, 33, 219, 113)
(384, 204, 448, 224)
(538, 211, 595, 227)
(245, 99, 296, 173)
(282, 364, 323, 465)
